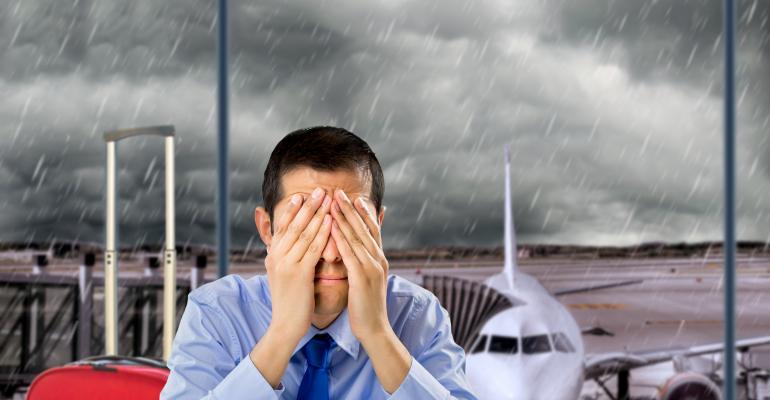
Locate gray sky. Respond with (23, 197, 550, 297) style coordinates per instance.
(1, 0, 768, 250)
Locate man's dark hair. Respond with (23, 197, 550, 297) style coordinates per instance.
(262, 126, 384, 225)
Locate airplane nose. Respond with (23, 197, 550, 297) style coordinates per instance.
(502, 384, 533, 400)
(476, 384, 532, 400)
(469, 366, 530, 399)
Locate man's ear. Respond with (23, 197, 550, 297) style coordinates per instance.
(254, 206, 273, 251)
(378, 205, 386, 227)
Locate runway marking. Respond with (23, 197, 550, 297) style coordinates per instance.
(567, 303, 627, 310)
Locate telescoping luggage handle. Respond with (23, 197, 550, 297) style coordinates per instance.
(103, 125, 177, 360)
(72, 355, 169, 370)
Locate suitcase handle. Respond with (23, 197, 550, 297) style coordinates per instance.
(73, 355, 168, 370)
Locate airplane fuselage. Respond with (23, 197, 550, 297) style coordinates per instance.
(465, 272, 585, 400)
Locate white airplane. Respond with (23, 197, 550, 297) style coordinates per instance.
(420, 145, 770, 400)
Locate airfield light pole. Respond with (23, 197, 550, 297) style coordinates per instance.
(217, 0, 230, 278)
(103, 125, 176, 359)
(722, 0, 736, 398)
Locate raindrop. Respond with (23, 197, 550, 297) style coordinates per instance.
(34, 169, 47, 191)
(56, 33, 70, 58)
(416, 199, 429, 222)
(143, 156, 158, 183)
(10, 23, 22, 47)
(32, 155, 45, 181)
(529, 187, 541, 211)
(685, 44, 698, 68)
(545, 114, 556, 137)
(541, 209, 551, 230)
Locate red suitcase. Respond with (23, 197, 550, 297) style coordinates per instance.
(27, 356, 169, 400)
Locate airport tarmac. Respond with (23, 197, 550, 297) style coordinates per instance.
(2, 255, 769, 398)
(397, 256, 770, 399)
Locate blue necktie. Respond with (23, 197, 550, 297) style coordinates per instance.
(297, 333, 334, 400)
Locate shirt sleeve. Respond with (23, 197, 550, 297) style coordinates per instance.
(386, 295, 478, 400)
(160, 295, 285, 399)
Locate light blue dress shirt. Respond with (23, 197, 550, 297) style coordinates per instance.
(160, 274, 477, 399)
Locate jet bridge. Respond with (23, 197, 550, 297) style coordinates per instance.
(421, 275, 519, 351)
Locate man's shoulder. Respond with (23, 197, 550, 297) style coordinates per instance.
(189, 273, 268, 307)
(386, 275, 455, 355)
(386, 274, 443, 317)
(387, 274, 433, 298)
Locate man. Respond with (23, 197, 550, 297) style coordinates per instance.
(161, 126, 477, 399)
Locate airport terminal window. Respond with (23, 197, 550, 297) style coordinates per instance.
(552, 332, 576, 353)
(470, 334, 488, 354)
(489, 335, 518, 354)
(522, 334, 551, 354)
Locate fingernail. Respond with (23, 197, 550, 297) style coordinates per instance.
(357, 197, 368, 211)
(322, 196, 331, 208)
(323, 214, 331, 225)
(312, 187, 323, 199)
(290, 194, 301, 205)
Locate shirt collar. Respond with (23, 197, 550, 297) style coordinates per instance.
(291, 307, 360, 360)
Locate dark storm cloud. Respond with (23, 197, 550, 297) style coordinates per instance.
(1, 0, 218, 82)
(1, 0, 769, 249)
(551, 0, 769, 86)
(550, 0, 770, 181)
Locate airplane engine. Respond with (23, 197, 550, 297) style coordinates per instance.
(658, 372, 722, 400)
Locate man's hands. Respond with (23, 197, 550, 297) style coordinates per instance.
(252, 186, 409, 393)
(265, 186, 391, 342)
(329, 189, 390, 341)
(265, 187, 332, 342)
(250, 187, 332, 388)
(330, 189, 411, 394)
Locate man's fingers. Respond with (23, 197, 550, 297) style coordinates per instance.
(287, 194, 332, 263)
(273, 188, 327, 255)
(333, 190, 379, 255)
(331, 220, 362, 275)
(354, 197, 382, 248)
(299, 214, 332, 268)
(332, 199, 380, 270)
(273, 194, 303, 237)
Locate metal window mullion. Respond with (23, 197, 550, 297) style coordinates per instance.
(722, 0, 737, 398)
(217, 0, 230, 278)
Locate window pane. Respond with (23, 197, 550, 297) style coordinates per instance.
(470, 334, 487, 354)
(552, 332, 576, 353)
(522, 334, 551, 354)
(489, 335, 518, 354)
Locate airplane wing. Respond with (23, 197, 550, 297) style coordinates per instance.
(584, 335, 770, 380)
(553, 279, 643, 297)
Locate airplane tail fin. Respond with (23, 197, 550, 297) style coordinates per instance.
(503, 144, 518, 290)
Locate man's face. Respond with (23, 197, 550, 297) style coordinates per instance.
(268, 166, 382, 324)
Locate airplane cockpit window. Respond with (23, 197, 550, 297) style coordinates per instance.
(522, 334, 552, 354)
(552, 332, 576, 353)
(489, 335, 518, 354)
(470, 334, 488, 354)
